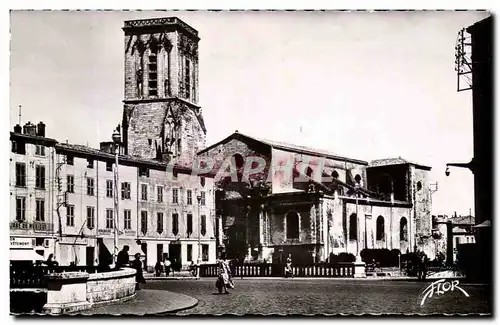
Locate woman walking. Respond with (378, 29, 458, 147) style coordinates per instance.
(215, 260, 231, 294)
(284, 254, 294, 278)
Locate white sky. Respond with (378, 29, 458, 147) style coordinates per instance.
(9, 10, 490, 216)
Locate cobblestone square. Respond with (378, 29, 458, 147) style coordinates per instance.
(145, 278, 491, 316)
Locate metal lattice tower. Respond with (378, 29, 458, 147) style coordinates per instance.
(455, 28, 473, 92)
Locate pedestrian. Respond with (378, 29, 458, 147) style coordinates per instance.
(164, 257, 172, 277)
(131, 253, 146, 290)
(116, 245, 130, 270)
(45, 254, 59, 269)
(224, 258, 235, 289)
(155, 260, 164, 277)
(284, 254, 293, 278)
(215, 260, 230, 294)
(417, 252, 426, 281)
(421, 254, 428, 281)
(188, 261, 197, 277)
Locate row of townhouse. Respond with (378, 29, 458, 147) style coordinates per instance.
(10, 122, 217, 271)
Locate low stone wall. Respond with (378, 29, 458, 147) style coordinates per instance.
(87, 268, 136, 305)
(42, 268, 137, 315)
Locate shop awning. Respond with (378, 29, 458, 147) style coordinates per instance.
(10, 249, 44, 261)
(100, 238, 144, 257)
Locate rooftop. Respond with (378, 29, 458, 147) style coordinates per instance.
(199, 131, 368, 165)
(369, 157, 432, 170)
(123, 16, 199, 38)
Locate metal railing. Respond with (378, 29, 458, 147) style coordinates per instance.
(199, 263, 355, 278)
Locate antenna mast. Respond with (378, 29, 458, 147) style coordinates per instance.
(455, 28, 473, 92)
(18, 105, 22, 125)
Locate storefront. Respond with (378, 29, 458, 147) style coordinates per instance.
(10, 237, 44, 262)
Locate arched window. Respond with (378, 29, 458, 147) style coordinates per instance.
(400, 217, 408, 241)
(286, 211, 300, 239)
(417, 181, 422, 191)
(331, 170, 339, 179)
(233, 154, 244, 170)
(306, 166, 314, 178)
(349, 213, 357, 240)
(376, 216, 385, 241)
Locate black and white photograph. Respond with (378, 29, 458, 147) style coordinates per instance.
(8, 9, 493, 316)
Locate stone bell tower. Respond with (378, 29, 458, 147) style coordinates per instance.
(121, 17, 206, 166)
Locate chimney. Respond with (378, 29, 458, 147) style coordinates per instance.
(23, 122, 36, 136)
(37, 121, 46, 137)
(13, 124, 22, 133)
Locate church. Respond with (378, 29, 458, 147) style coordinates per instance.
(197, 132, 435, 264)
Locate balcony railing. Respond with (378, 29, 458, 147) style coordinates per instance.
(199, 262, 355, 278)
(33, 222, 53, 232)
(10, 221, 31, 230)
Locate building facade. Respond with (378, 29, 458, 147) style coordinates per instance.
(10, 124, 216, 270)
(198, 132, 436, 263)
(10, 122, 58, 261)
(10, 17, 219, 271)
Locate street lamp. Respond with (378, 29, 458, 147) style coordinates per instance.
(445, 160, 476, 177)
(196, 193, 202, 277)
(111, 128, 121, 268)
(354, 184, 362, 263)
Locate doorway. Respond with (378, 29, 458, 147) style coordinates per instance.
(169, 244, 182, 271)
(157, 244, 163, 264)
(86, 247, 95, 266)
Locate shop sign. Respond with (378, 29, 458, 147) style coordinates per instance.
(10, 237, 34, 249)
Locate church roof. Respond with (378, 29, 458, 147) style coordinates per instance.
(198, 131, 368, 165)
(369, 157, 431, 170)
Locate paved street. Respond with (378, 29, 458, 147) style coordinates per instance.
(145, 278, 491, 316)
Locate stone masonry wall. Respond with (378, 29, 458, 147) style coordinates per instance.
(86, 268, 136, 304)
(124, 100, 205, 167)
(197, 137, 272, 185)
(413, 166, 432, 237)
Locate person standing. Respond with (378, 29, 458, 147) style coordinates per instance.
(285, 254, 293, 278)
(116, 245, 130, 270)
(155, 260, 164, 277)
(164, 256, 172, 277)
(131, 253, 146, 290)
(46, 254, 59, 269)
